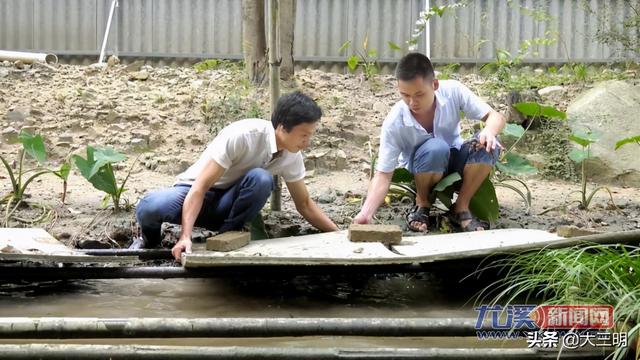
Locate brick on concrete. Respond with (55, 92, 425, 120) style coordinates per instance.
(206, 231, 250, 252)
(348, 224, 402, 245)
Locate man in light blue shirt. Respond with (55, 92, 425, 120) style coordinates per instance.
(354, 53, 505, 232)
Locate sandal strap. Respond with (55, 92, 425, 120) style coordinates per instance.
(455, 210, 473, 222)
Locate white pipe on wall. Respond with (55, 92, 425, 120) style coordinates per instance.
(98, 0, 119, 64)
(0, 50, 58, 65)
(425, 0, 431, 58)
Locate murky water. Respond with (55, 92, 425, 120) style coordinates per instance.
(0, 272, 529, 349)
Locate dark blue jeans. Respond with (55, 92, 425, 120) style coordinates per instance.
(136, 168, 274, 246)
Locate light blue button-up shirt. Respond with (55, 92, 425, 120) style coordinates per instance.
(376, 80, 492, 173)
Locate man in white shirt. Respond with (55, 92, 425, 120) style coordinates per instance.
(353, 53, 505, 232)
(133, 91, 339, 259)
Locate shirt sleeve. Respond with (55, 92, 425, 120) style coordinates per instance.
(455, 81, 493, 121)
(281, 153, 305, 183)
(208, 131, 247, 170)
(375, 125, 401, 173)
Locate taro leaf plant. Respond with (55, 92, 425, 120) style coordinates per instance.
(496, 102, 567, 213)
(73, 146, 137, 212)
(567, 129, 615, 210)
(0, 130, 70, 204)
(388, 167, 499, 224)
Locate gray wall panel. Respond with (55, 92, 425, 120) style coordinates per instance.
(0, 0, 637, 62)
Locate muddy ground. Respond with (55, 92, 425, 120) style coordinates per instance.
(1, 60, 639, 249)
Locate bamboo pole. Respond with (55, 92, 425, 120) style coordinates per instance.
(0, 317, 488, 338)
(269, 0, 282, 211)
(0, 344, 606, 360)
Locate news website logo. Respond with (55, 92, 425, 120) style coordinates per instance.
(474, 304, 627, 349)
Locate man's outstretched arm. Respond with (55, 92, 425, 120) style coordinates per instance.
(353, 170, 393, 224)
(172, 160, 225, 260)
(286, 180, 339, 232)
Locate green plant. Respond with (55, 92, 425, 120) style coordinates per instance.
(0, 131, 69, 203)
(615, 135, 640, 150)
(567, 129, 615, 210)
(480, 49, 524, 83)
(495, 102, 566, 212)
(476, 243, 640, 360)
(408, 3, 467, 50)
(194, 59, 221, 72)
(73, 146, 138, 212)
(339, 35, 379, 80)
(436, 63, 460, 80)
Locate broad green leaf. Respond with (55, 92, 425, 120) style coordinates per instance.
(615, 135, 640, 150)
(513, 102, 566, 119)
(469, 177, 499, 222)
(569, 148, 588, 163)
(89, 147, 126, 178)
(569, 130, 599, 147)
(54, 162, 71, 180)
(502, 123, 525, 138)
(387, 41, 402, 51)
(338, 40, 351, 54)
(347, 55, 359, 71)
(496, 153, 538, 175)
(434, 173, 461, 192)
(391, 168, 414, 184)
(73, 148, 119, 196)
(18, 130, 47, 164)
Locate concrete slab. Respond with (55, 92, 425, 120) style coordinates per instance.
(183, 230, 402, 267)
(0, 228, 137, 263)
(183, 229, 567, 268)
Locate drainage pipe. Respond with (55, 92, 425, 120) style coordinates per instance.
(0, 344, 607, 359)
(78, 249, 173, 260)
(0, 317, 489, 338)
(0, 50, 58, 65)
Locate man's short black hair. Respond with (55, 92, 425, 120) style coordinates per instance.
(271, 91, 322, 132)
(395, 53, 435, 81)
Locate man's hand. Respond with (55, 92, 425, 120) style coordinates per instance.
(353, 211, 373, 225)
(171, 238, 192, 261)
(478, 128, 501, 153)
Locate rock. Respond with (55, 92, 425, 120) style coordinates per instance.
(533, 68, 544, 75)
(6, 109, 28, 123)
(124, 60, 145, 73)
(335, 149, 347, 170)
(538, 85, 564, 96)
(1, 127, 19, 143)
(129, 70, 149, 81)
(317, 189, 336, 204)
(0, 69, 8, 78)
(106, 55, 120, 68)
(58, 133, 74, 143)
(373, 101, 388, 113)
(567, 81, 640, 187)
(14, 60, 24, 70)
(130, 138, 146, 147)
(556, 225, 602, 238)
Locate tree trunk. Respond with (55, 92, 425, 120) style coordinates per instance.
(279, 0, 296, 80)
(241, 0, 267, 84)
(269, 0, 282, 211)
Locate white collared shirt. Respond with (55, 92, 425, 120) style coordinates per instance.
(176, 119, 305, 189)
(376, 80, 492, 173)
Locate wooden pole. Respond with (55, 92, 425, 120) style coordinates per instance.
(269, 0, 282, 211)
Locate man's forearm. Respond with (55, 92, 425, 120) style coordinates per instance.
(485, 110, 506, 135)
(179, 187, 206, 240)
(360, 171, 393, 218)
(299, 201, 339, 232)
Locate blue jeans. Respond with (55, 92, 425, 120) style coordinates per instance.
(409, 133, 500, 176)
(136, 168, 274, 246)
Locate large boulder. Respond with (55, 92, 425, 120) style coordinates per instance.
(567, 80, 640, 187)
